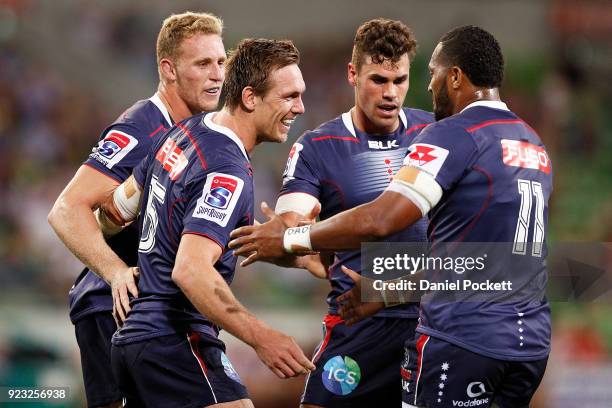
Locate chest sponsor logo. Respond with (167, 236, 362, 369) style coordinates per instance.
(90, 130, 138, 169)
(193, 172, 244, 227)
(403, 143, 449, 178)
(155, 138, 188, 180)
(282, 142, 303, 182)
(368, 140, 398, 150)
(322, 355, 361, 396)
(501, 139, 551, 174)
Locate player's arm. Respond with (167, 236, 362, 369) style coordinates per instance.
(173, 234, 316, 378)
(48, 165, 141, 323)
(229, 166, 442, 260)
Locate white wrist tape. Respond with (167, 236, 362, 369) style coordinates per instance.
(283, 225, 313, 254)
(386, 169, 443, 216)
(275, 192, 319, 216)
(113, 177, 142, 223)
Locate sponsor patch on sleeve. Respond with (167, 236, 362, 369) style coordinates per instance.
(402, 143, 449, 178)
(192, 172, 244, 227)
(282, 142, 304, 183)
(90, 130, 138, 169)
(501, 139, 551, 174)
(155, 138, 188, 180)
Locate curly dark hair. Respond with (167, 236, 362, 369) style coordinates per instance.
(222, 38, 300, 111)
(351, 18, 417, 72)
(438, 25, 504, 88)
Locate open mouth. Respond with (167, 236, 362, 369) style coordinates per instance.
(204, 87, 220, 95)
(378, 104, 398, 112)
(281, 118, 295, 129)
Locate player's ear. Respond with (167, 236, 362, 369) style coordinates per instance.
(347, 62, 357, 87)
(159, 58, 177, 82)
(450, 66, 462, 90)
(241, 86, 257, 112)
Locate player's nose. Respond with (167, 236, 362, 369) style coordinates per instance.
(292, 95, 305, 115)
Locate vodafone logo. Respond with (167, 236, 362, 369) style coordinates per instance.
(403, 143, 450, 178)
(466, 382, 486, 398)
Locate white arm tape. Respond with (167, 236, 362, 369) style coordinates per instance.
(275, 192, 320, 216)
(386, 171, 443, 216)
(113, 180, 142, 222)
(283, 225, 313, 254)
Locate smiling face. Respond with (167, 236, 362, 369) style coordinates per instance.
(253, 64, 306, 144)
(428, 42, 453, 121)
(350, 53, 410, 134)
(174, 33, 226, 114)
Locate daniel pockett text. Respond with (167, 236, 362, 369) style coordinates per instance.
(359, 242, 546, 303)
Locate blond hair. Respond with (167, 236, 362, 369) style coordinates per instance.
(156, 11, 223, 63)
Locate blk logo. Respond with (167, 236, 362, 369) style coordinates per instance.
(322, 355, 361, 395)
(368, 140, 398, 150)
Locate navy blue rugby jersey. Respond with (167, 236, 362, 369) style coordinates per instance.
(69, 94, 172, 323)
(403, 101, 553, 360)
(112, 112, 254, 345)
(279, 108, 433, 318)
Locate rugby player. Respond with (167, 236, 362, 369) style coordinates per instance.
(98, 39, 315, 407)
(230, 26, 552, 408)
(274, 19, 432, 408)
(48, 12, 226, 408)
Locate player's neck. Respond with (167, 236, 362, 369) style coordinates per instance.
(453, 87, 500, 115)
(212, 108, 256, 154)
(351, 106, 399, 136)
(156, 84, 194, 123)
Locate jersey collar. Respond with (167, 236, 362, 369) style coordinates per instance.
(461, 100, 509, 113)
(203, 112, 250, 162)
(149, 93, 174, 127)
(341, 107, 408, 137)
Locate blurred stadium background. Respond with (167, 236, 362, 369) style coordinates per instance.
(0, 0, 610, 406)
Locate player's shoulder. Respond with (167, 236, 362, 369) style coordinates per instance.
(111, 95, 172, 137)
(402, 107, 434, 126)
(298, 111, 357, 146)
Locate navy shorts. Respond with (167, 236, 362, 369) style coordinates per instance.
(74, 311, 122, 408)
(111, 331, 249, 408)
(301, 314, 418, 408)
(401, 334, 548, 408)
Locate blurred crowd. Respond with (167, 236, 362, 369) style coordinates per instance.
(0, 1, 611, 407)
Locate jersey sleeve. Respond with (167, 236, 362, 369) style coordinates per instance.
(278, 134, 322, 198)
(182, 165, 252, 249)
(402, 123, 478, 191)
(85, 123, 151, 183)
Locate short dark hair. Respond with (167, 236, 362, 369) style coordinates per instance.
(438, 25, 504, 88)
(222, 38, 300, 111)
(352, 18, 417, 72)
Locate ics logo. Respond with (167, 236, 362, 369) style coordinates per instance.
(220, 352, 242, 384)
(98, 132, 131, 159)
(205, 175, 238, 209)
(322, 355, 361, 396)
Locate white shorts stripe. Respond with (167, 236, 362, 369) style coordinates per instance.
(186, 333, 218, 404)
(414, 336, 430, 406)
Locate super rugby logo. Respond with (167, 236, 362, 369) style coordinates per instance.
(404, 143, 449, 178)
(193, 172, 244, 227)
(205, 175, 238, 209)
(322, 355, 361, 396)
(91, 130, 138, 169)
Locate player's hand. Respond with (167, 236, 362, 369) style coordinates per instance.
(111, 266, 140, 327)
(337, 266, 384, 326)
(229, 202, 289, 266)
(253, 328, 316, 379)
